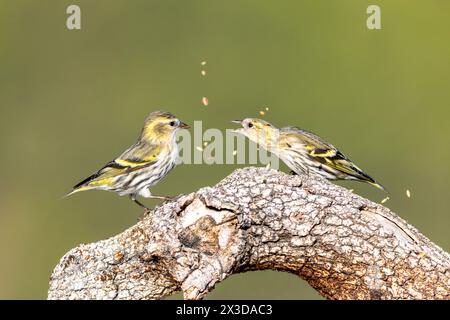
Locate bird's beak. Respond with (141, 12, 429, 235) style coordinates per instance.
(230, 120, 243, 134)
(179, 122, 190, 129)
(231, 128, 244, 135)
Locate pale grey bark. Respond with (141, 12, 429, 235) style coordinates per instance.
(48, 167, 450, 300)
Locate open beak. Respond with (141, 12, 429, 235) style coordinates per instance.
(230, 120, 244, 134)
(179, 122, 190, 129)
(229, 120, 243, 134)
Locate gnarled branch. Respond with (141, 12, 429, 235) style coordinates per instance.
(48, 167, 450, 300)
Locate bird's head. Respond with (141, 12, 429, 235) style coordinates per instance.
(140, 110, 189, 143)
(231, 118, 279, 149)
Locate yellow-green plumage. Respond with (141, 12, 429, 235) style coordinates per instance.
(66, 110, 189, 208)
(232, 118, 386, 191)
(279, 126, 386, 190)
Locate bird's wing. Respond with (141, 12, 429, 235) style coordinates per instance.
(99, 142, 162, 176)
(280, 126, 340, 158)
(72, 162, 125, 190)
(73, 142, 161, 190)
(280, 126, 385, 190)
(116, 141, 162, 168)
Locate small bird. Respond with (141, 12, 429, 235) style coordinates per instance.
(232, 118, 386, 191)
(66, 111, 190, 209)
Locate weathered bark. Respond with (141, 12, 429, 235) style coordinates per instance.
(48, 167, 450, 300)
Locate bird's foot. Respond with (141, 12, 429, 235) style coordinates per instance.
(164, 194, 185, 203)
(150, 195, 173, 201)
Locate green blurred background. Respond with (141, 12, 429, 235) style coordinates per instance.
(0, 0, 449, 299)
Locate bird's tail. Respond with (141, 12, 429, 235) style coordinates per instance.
(333, 159, 387, 192)
(63, 185, 94, 198)
(350, 164, 387, 192)
(367, 180, 387, 192)
(63, 173, 100, 198)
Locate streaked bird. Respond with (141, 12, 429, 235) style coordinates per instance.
(232, 118, 386, 191)
(66, 111, 190, 209)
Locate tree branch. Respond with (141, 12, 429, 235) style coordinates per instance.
(48, 167, 450, 300)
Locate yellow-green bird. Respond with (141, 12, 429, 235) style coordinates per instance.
(66, 111, 190, 209)
(232, 118, 386, 191)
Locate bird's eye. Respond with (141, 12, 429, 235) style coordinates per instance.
(169, 121, 176, 127)
(248, 123, 253, 128)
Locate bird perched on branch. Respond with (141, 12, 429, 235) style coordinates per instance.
(232, 118, 386, 191)
(66, 111, 190, 209)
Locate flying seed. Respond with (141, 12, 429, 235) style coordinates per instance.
(381, 196, 390, 204)
(201, 70, 206, 76)
(202, 97, 209, 106)
(259, 111, 265, 116)
(349, 189, 354, 193)
(232, 150, 237, 156)
(203, 141, 208, 147)
(196, 146, 203, 152)
(201, 61, 207, 66)
(266, 163, 271, 169)
(265, 107, 269, 111)
(406, 189, 411, 198)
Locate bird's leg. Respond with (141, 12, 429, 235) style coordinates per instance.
(129, 195, 151, 211)
(149, 195, 173, 201)
(289, 170, 297, 175)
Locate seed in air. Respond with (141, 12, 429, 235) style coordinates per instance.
(201, 61, 207, 66)
(259, 111, 265, 116)
(406, 189, 411, 198)
(202, 97, 209, 106)
(203, 141, 208, 147)
(265, 163, 271, 169)
(265, 107, 269, 111)
(196, 146, 203, 152)
(381, 196, 390, 204)
(349, 189, 354, 193)
(201, 70, 206, 76)
(232, 150, 237, 156)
